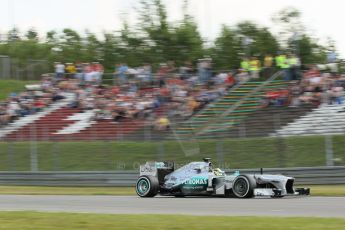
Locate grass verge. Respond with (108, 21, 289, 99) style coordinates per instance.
(0, 80, 37, 100)
(0, 212, 344, 230)
(0, 185, 344, 196)
(307, 185, 345, 196)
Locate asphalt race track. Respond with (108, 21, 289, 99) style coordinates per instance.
(0, 195, 344, 217)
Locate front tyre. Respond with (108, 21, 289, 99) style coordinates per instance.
(136, 176, 159, 197)
(232, 175, 256, 198)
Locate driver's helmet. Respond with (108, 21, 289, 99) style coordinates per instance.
(213, 168, 224, 176)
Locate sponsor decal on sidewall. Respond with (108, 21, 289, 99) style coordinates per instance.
(183, 178, 208, 185)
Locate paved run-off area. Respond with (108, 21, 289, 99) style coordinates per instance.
(0, 195, 344, 218)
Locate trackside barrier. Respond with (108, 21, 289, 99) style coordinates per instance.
(0, 166, 344, 186)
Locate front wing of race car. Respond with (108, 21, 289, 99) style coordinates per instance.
(250, 174, 310, 197)
(253, 187, 310, 197)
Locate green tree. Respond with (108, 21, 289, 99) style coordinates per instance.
(235, 21, 279, 57)
(272, 7, 304, 49)
(211, 22, 279, 70)
(119, 21, 148, 66)
(297, 35, 327, 65)
(170, 5, 204, 65)
(7, 28, 21, 42)
(25, 28, 38, 41)
(137, 0, 173, 63)
(59, 28, 82, 62)
(82, 31, 102, 62)
(0, 3, 336, 74)
(211, 25, 241, 70)
(101, 32, 120, 72)
(272, 7, 327, 64)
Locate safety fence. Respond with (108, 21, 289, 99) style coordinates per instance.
(0, 166, 344, 186)
(1, 134, 345, 172)
(0, 56, 48, 80)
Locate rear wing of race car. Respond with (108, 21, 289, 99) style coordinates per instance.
(139, 161, 174, 176)
(139, 161, 174, 185)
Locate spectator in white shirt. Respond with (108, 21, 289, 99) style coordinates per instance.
(55, 62, 65, 79)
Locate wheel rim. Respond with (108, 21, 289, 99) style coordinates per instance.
(234, 178, 249, 197)
(137, 178, 150, 196)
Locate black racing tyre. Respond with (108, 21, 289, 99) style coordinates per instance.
(232, 175, 256, 198)
(224, 189, 232, 198)
(135, 175, 159, 197)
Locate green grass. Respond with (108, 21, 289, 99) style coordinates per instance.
(0, 80, 37, 100)
(1, 134, 345, 171)
(0, 212, 344, 230)
(0, 185, 343, 196)
(307, 185, 345, 196)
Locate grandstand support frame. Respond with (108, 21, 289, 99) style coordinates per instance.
(196, 71, 283, 135)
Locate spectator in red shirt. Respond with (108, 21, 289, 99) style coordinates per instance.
(225, 73, 235, 87)
(33, 99, 46, 111)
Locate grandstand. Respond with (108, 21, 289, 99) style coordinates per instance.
(2, 69, 345, 141)
(0, 78, 326, 141)
(272, 104, 345, 137)
(0, 93, 75, 140)
(174, 79, 290, 138)
(2, 103, 168, 141)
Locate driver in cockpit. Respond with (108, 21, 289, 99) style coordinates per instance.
(203, 158, 225, 176)
(213, 168, 225, 176)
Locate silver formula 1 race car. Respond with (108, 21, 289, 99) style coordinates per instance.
(135, 158, 310, 198)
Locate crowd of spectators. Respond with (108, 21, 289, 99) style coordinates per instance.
(0, 77, 65, 127)
(56, 59, 238, 132)
(263, 64, 345, 108)
(55, 62, 104, 84)
(240, 53, 301, 81)
(4, 54, 343, 130)
(2, 60, 237, 131)
(65, 65, 235, 131)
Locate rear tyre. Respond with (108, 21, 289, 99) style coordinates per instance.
(136, 176, 159, 197)
(232, 175, 256, 198)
